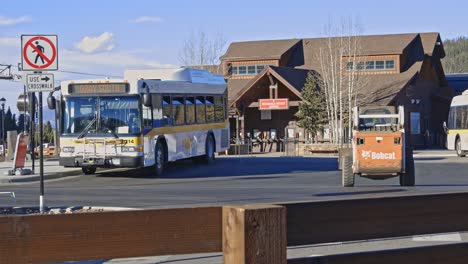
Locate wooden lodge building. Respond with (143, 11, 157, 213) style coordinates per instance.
(185, 33, 452, 152)
(215, 33, 451, 151)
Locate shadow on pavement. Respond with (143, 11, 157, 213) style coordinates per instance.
(315, 189, 407, 197)
(95, 156, 338, 179)
(414, 157, 446, 161)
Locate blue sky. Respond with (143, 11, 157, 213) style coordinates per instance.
(0, 0, 467, 114)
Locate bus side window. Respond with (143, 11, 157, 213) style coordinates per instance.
(206, 96, 215, 123)
(456, 106, 464, 129)
(152, 95, 163, 127)
(196, 96, 205, 123)
(186, 97, 195, 124)
(214, 96, 224, 122)
(142, 105, 152, 129)
(173, 97, 185, 125)
(464, 106, 468, 130)
(162, 96, 172, 126)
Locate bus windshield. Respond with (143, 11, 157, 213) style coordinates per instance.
(62, 96, 140, 135)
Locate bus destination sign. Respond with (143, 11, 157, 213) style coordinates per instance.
(68, 83, 129, 94)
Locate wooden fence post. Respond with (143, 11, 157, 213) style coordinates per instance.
(223, 204, 286, 264)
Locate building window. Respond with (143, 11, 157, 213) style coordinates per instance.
(257, 65, 265, 73)
(346, 59, 395, 72)
(248, 65, 256, 74)
(385, 60, 395, 69)
(238, 66, 247, 75)
(375, 61, 385, 70)
(270, 128, 277, 139)
(232, 66, 238, 75)
(231, 64, 271, 75)
(260, 110, 271, 120)
(356, 61, 365, 71)
(410, 112, 420, 135)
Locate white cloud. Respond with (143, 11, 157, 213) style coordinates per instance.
(0, 37, 20, 47)
(131, 16, 163, 23)
(0, 16, 32, 26)
(61, 49, 176, 70)
(75, 32, 115, 53)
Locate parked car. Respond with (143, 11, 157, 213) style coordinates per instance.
(34, 143, 55, 158)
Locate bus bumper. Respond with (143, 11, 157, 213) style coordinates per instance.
(60, 156, 144, 168)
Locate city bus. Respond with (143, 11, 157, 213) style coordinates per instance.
(48, 68, 229, 175)
(445, 90, 468, 157)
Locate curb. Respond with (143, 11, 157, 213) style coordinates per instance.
(0, 169, 83, 184)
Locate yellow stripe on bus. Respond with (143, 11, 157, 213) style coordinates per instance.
(144, 120, 229, 138)
(61, 137, 142, 146)
(448, 129, 468, 135)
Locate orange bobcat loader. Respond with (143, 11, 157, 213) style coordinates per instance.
(342, 106, 415, 187)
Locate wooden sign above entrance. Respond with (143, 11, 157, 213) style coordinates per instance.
(259, 98, 289, 110)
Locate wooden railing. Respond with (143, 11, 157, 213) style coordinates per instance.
(2, 192, 468, 263)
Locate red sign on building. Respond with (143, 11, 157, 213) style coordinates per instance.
(259, 99, 289, 110)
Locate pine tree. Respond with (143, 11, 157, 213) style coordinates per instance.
(43, 121, 54, 143)
(295, 72, 328, 139)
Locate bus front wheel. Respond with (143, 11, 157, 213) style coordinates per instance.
(456, 137, 466, 157)
(154, 141, 166, 176)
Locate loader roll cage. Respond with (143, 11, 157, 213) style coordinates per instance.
(353, 106, 405, 132)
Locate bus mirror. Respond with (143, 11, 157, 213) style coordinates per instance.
(143, 93, 152, 107)
(443, 121, 448, 134)
(47, 95, 56, 110)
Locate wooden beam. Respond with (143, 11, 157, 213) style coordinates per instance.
(0, 207, 222, 263)
(280, 192, 468, 246)
(223, 204, 287, 264)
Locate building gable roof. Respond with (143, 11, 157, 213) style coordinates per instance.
(420, 32, 445, 57)
(221, 39, 301, 61)
(358, 61, 422, 105)
(230, 66, 312, 107)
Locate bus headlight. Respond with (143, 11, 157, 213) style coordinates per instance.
(121, 146, 142, 152)
(62, 146, 75, 153)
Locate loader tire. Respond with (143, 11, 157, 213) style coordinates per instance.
(342, 155, 354, 187)
(400, 149, 415, 186)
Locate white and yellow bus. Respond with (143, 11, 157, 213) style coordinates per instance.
(446, 90, 468, 157)
(49, 68, 229, 175)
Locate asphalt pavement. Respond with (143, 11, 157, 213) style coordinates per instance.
(2, 148, 468, 263)
(0, 158, 82, 184)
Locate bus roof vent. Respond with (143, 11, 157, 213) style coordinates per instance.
(462, 90, 468, 95)
(124, 68, 225, 85)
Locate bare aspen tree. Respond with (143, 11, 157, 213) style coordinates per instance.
(178, 30, 227, 72)
(316, 16, 365, 144)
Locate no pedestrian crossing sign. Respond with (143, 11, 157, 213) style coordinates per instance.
(21, 35, 58, 71)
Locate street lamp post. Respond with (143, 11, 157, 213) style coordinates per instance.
(0, 97, 6, 147)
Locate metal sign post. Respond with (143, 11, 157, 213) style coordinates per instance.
(39, 91, 44, 212)
(22, 34, 58, 214)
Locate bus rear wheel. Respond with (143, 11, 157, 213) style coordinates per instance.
(154, 141, 166, 176)
(82, 167, 96, 175)
(456, 137, 466, 157)
(196, 134, 215, 164)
